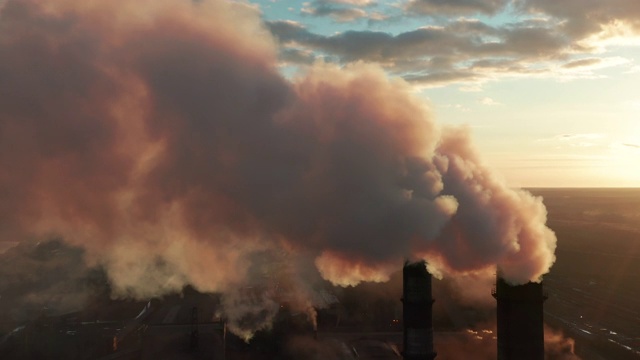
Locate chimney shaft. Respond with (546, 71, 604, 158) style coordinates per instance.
(402, 261, 436, 360)
(493, 276, 546, 360)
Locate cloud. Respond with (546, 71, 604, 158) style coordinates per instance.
(562, 58, 602, 69)
(556, 56, 630, 80)
(427, 128, 556, 283)
(302, 4, 368, 22)
(278, 47, 317, 65)
(0, 0, 556, 337)
(267, 18, 576, 86)
(534, 134, 609, 151)
(268, 20, 496, 63)
(329, 0, 376, 5)
(266, 1, 640, 87)
(407, 0, 509, 16)
(405, 70, 479, 87)
(556, 133, 605, 141)
(518, 0, 640, 39)
(300, 0, 377, 22)
(479, 97, 501, 105)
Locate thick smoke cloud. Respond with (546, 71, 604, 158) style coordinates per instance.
(429, 128, 557, 284)
(0, 0, 555, 336)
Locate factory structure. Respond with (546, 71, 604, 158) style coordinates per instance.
(1, 262, 548, 360)
(402, 261, 437, 360)
(493, 276, 547, 360)
(402, 261, 546, 360)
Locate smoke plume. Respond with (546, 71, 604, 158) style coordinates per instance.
(544, 326, 581, 360)
(0, 0, 556, 336)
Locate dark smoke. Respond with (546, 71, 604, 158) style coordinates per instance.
(0, 0, 556, 337)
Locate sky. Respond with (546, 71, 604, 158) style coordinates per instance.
(251, 0, 640, 187)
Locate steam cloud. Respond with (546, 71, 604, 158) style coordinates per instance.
(0, 0, 555, 336)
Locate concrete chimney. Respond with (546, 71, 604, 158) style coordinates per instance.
(492, 275, 546, 360)
(402, 261, 436, 360)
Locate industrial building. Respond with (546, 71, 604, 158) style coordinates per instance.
(402, 261, 436, 360)
(492, 276, 546, 360)
(1, 264, 555, 360)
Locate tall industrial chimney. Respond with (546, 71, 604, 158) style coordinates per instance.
(402, 261, 436, 360)
(492, 275, 546, 360)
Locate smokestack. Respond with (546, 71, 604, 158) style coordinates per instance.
(492, 275, 547, 360)
(402, 261, 436, 360)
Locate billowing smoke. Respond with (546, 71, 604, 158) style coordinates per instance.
(544, 326, 581, 360)
(0, 0, 555, 336)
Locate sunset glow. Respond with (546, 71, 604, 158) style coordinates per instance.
(1, 2, 640, 358)
(255, 0, 640, 187)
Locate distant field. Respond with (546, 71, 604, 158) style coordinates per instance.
(529, 188, 640, 359)
(529, 188, 640, 231)
(529, 188, 640, 280)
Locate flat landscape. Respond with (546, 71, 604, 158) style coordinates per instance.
(529, 188, 640, 359)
